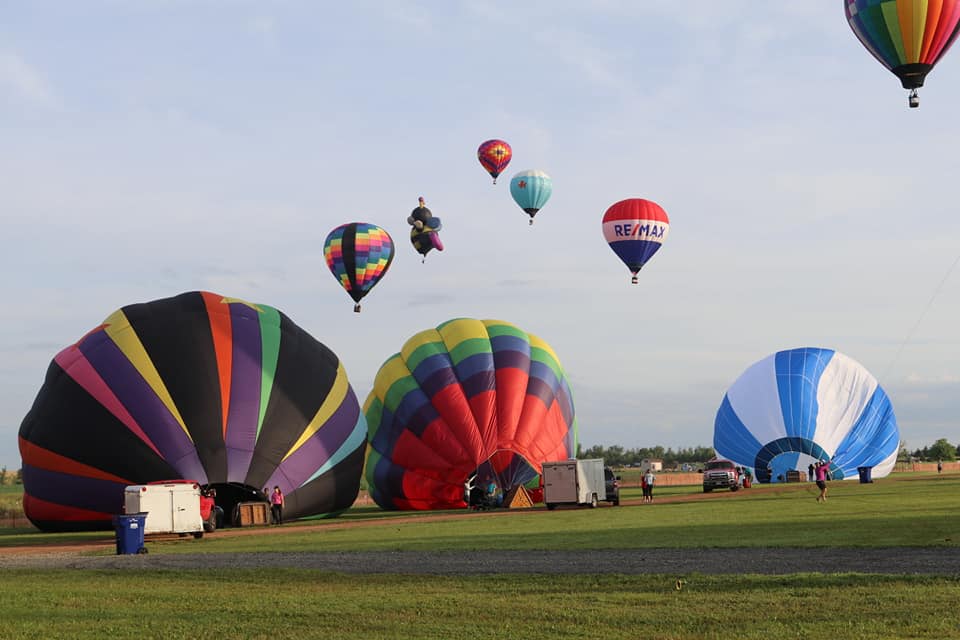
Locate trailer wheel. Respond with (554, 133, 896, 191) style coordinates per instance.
(193, 531, 204, 539)
(546, 503, 557, 511)
(589, 494, 598, 508)
(137, 547, 148, 555)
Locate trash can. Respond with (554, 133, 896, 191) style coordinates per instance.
(112, 512, 148, 555)
(857, 466, 873, 484)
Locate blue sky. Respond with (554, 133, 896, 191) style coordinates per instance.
(2, 1, 958, 470)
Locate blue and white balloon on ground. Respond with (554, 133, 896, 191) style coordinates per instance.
(714, 348, 899, 483)
(509, 170, 552, 225)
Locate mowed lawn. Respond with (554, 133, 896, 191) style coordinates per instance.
(1, 473, 959, 639)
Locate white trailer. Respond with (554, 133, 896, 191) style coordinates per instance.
(124, 481, 205, 537)
(542, 459, 607, 509)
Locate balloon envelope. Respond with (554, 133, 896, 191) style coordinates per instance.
(18, 291, 367, 531)
(364, 318, 577, 510)
(714, 347, 899, 483)
(324, 222, 394, 311)
(477, 139, 512, 183)
(509, 170, 553, 223)
(601, 198, 670, 282)
(407, 197, 444, 258)
(845, 0, 960, 90)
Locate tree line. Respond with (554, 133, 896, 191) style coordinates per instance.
(900, 438, 959, 462)
(578, 444, 716, 468)
(580, 438, 960, 469)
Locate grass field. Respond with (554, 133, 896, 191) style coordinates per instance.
(1, 473, 958, 639)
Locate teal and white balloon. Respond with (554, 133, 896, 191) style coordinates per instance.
(509, 170, 552, 225)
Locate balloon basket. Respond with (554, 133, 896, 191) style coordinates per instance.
(353, 304, 361, 313)
(631, 275, 639, 284)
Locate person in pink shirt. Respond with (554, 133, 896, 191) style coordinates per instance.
(270, 486, 285, 524)
(814, 460, 831, 503)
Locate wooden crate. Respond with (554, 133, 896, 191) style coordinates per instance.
(236, 501, 269, 526)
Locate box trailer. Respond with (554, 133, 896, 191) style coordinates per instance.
(542, 459, 607, 509)
(124, 480, 205, 538)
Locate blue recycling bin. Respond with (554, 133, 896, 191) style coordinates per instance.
(857, 466, 873, 484)
(112, 513, 148, 555)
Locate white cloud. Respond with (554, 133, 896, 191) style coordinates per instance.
(0, 51, 56, 107)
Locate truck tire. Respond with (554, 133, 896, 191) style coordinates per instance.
(703, 487, 712, 493)
(589, 494, 598, 508)
(192, 531, 204, 539)
(546, 503, 557, 511)
(730, 485, 740, 492)
(203, 512, 217, 533)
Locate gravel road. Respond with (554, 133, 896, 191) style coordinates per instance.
(3, 547, 959, 574)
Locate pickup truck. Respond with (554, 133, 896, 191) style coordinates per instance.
(703, 459, 740, 493)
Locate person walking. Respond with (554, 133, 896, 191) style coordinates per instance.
(808, 463, 815, 482)
(643, 468, 656, 503)
(938, 460, 943, 474)
(270, 485, 285, 524)
(814, 460, 831, 503)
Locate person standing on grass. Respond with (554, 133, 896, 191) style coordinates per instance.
(643, 468, 656, 503)
(815, 460, 831, 503)
(938, 460, 943, 474)
(270, 485, 285, 524)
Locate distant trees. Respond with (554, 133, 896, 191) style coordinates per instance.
(925, 438, 957, 462)
(579, 444, 715, 468)
(907, 438, 958, 462)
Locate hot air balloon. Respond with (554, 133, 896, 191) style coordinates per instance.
(845, 0, 960, 108)
(363, 318, 578, 510)
(18, 291, 367, 532)
(477, 139, 512, 184)
(324, 222, 394, 312)
(509, 170, 553, 225)
(407, 197, 444, 261)
(601, 198, 670, 284)
(714, 347, 900, 484)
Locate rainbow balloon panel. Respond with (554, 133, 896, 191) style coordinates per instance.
(364, 318, 577, 510)
(18, 291, 366, 531)
(845, 0, 960, 88)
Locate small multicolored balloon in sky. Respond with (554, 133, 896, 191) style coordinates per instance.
(323, 222, 394, 312)
(477, 139, 512, 184)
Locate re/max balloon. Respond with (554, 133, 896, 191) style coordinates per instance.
(714, 348, 900, 484)
(364, 318, 578, 510)
(845, 0, 960, 107)
(477, 139, 512, 184)
(509, 170, 552, 225)
(602, 198, 670, 283)
(324, 222, 394, 312)
(407, 197, 444, 261)
(18, 291, 367, 531)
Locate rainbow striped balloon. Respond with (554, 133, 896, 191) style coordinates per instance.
(324, 222, 394, 312)
(845, 0, 960, 95)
